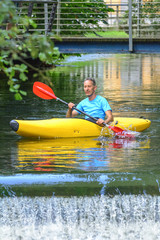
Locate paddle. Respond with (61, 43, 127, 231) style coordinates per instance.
(33, 81, 135, 138)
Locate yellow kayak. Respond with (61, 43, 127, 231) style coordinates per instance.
(10, 117, 151, 139)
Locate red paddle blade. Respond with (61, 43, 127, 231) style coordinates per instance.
(33, 82, 57, 100)
(108, 125, 137, 138)
(109, 125, 124, 133)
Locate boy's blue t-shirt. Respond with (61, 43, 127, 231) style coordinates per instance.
(76, 95, 112, 120)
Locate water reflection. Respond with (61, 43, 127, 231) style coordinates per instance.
(60, 54, 160, 116)
(63, 54, 160, 89)
(15, 137, 150, 173)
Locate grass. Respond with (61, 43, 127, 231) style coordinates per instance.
(85, 30, 129, 38)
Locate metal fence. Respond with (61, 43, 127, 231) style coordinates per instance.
(12, 0, 160, 39)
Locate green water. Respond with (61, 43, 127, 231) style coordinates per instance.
(0, 53, 160, 239)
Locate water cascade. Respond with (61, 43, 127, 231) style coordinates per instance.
(0, 195, 160, 239)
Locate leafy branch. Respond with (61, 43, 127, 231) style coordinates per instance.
(0, 0, 62, 100)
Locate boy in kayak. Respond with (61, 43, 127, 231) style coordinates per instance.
(66, 77, 113, 126)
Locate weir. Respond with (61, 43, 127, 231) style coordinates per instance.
(0, 172, 160, 197)
(0, 195, 160, 239)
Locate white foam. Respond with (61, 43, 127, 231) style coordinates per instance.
(0, 195, 160, 240)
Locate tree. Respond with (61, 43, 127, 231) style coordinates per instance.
(120, 0, 160, 37)
(55, 0, 114, 36)
(0, 0, 61, 100)
(142, 0, 160, 33)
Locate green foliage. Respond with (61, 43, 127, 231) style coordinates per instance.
(142, 0, 160, 30)
(0, 0, 62, 100)
(121, 0, 160, 36)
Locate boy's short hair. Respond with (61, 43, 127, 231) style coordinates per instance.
(84, 77, 96, 86)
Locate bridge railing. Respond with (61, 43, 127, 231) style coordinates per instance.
(12, 0, 160, 39)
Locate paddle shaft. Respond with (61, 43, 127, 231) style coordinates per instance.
(57, 97, 99, 122)
(37, 84, 109, 126)
(58, 98, 112, 128)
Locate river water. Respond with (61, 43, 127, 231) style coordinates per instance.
(0, 53, 160, 239)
